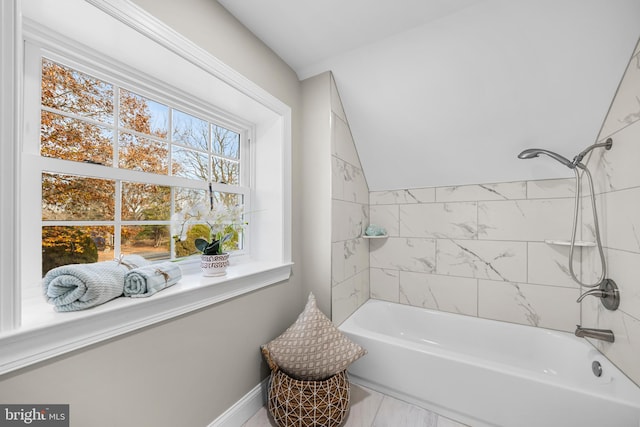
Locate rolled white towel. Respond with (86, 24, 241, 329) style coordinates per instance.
(123, 262, 182, 298)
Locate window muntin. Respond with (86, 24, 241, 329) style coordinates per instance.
(37, 56, 248, 276)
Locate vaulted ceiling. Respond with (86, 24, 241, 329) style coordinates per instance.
(219, 0, 640, 190)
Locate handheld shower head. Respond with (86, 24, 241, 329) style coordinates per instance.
(517, 148, 575, 169)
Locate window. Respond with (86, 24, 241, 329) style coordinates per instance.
(26, 53, 250, 282)
(1, 0, 291, 375)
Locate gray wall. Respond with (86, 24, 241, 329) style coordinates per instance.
(0, 1, 306, 425)
(300, 72, 332, 315)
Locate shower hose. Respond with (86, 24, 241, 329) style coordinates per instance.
(568, 166, 606, 288)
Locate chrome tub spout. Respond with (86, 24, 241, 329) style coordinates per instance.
(575, 325, 615, 343)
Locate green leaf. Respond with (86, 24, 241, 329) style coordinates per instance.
(194, 238, 209, 253)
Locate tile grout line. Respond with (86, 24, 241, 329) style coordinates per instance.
(369, 395, 386, 427)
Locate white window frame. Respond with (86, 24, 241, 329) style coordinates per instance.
(0, 0, 20, 334)
(24, 42, 253, 287)
(0, 0, 292, 375)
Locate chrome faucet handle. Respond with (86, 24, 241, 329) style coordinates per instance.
(576, 279, 620, 311)
(576, 288, 605, 303)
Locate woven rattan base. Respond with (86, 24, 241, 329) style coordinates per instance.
(267, 369, 350, 427)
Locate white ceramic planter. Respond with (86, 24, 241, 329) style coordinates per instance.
(200, 253, 230, 276)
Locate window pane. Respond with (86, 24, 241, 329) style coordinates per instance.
(212, 157, 239, 185)
(42, 173, 115, 221)
(212, 191, 241, 209)
(119, 132, 169, 174)
(211, 124, 239, 159)
(174, 187, 206, 214)
(122, 225, 170, 261)
(171, 190, 243, 257)
(173, 223, 211, 258)
(41, 59, 114, 124)
(119, 89, 168, 138)
(42, 226, 114, 276)
(172, 109, 208, 150)
(213, 192, 243, 252)
(172, 146, 208, 180)
(122, 182, 171, 221)
(172, 187, 207, 258)
(41, 111, 113, 165)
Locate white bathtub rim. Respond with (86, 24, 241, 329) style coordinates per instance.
(340, 300, 640, 408)
(345, 298, 574, 339)
(345, 327, 640, 410)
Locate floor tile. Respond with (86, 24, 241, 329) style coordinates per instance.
(242, 406, 276, 427)
(242, 383, 467, 427)
(437, 415, 470, 427)
(372, 395, 438, 427)
(341, 384, 385, 427)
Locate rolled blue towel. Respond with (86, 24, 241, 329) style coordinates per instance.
(123, 262, 182, 298)
(43, 255, 150, 312)
(365, 224, 387, 236)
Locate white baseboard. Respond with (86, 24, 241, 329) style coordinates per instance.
(209, 378, 269, 427)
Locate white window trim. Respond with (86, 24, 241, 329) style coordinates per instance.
(0, 0, 20, 334)
(3, 262, 292, 375)
(0, 0, 292, 375)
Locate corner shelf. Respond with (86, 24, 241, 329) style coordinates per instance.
(544, 240, 596, 247)
(363, 234, 388, 239)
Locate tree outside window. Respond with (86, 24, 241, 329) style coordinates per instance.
(40, 59, 244, 275)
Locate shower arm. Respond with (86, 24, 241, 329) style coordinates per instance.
(571, 139, 613, 168)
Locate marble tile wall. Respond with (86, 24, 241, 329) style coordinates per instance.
(331, 75, 370, 325)
(328, 41, 640, 386)
(370, 179, 582, 333)
(367, 39, 640, 386)
(580, 40, 640, 386)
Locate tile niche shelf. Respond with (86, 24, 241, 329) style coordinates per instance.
(544, 240, 596, 247)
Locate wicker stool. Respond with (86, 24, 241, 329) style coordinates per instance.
(262, 347, 351, 427)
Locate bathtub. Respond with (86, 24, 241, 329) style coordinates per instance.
(339, 299, 640, 427)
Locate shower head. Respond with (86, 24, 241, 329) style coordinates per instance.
(517, 148, 575, 169)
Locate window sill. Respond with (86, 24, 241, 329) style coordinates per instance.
(0, 260, 292, 375)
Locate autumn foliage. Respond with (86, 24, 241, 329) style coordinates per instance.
(41, 59, 173, 273)
(40, 58, 242, 275)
